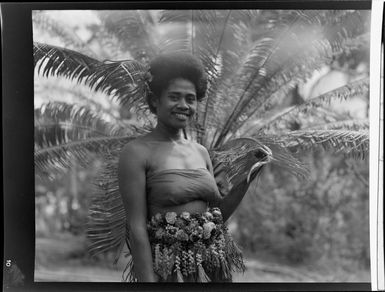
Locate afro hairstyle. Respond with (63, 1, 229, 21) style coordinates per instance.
(146, 52, 208, 114)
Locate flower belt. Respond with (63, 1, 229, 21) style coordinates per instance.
(147, 207, 245, 282)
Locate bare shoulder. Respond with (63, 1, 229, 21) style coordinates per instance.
(190, 140, 209, 152)
(119, 136, 151, 166)
(121, 137, 145, 153)
(190, 141, 211, 160)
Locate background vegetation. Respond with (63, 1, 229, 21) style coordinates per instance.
(33, 10, 370, 282)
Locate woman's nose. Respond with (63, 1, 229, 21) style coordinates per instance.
(177, 98, 188, 109)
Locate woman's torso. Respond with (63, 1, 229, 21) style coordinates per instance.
(136, 137, 221, 218)
(146, 167, 220, 216)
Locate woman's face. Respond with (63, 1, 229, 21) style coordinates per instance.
(153, 78, 197, 129)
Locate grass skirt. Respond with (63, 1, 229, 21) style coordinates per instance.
(147, 207, 245, 282)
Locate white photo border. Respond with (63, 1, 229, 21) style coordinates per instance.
(369, 0, 384, 291)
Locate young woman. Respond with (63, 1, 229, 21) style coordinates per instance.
(118, 53, 247, 282)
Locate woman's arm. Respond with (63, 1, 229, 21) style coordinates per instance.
(118, 142, 157, 282)
(200, 146, 249, 223)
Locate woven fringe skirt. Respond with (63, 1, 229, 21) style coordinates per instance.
(148, 208, 245, 283)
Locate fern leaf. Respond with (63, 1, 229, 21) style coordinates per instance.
(228, 35, 368, 141)
(34, 103, 143, 176)
(34, 42, 100, 80)
(34, 42, 150, 110)
(205, 37, 278, 146)
(303, 119, 369, 131)
(279, 129, 369, 160)
(256, 77, 369, 133)
(35, 102, 130, 148)
(232, 36, 339, 131)
(199, 11, 233, 140)
(238, 12, 369, 129)
(35, 83, 125, 125)
(213, 10, 315, 147)
(84, 60, 149, 109)
(211, 137, 309, 186)
(35, 136, 135, 180)
(212, 10, 368, 147)
(251, 135, 310, 180)
(87, 152, 128, 258)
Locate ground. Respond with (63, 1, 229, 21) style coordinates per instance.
(34, 233, 370, 282)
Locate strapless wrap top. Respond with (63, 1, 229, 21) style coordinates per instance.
(146, 168, 221, 208)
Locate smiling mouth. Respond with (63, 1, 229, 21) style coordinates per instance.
(173, 113, 190, 120)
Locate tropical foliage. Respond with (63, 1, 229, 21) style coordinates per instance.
(234, 150, 370, 273)
(33, 9, 370, 271)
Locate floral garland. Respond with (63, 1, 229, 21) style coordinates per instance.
(147, 207, 245, 282)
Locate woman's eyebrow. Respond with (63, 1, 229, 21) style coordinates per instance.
(168, 91, 196, 96)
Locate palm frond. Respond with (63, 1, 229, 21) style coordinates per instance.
(35, 84, 125, 125)
(322, 10, 370, 52)
(207, 37, 275, 120)
(229, 36, 368, 141)
(279, 129, 369, 160)
(83, 59, 149, 108)
(256, 77, 369, 134)
(241, 11, 369, 122)
(211, 37, 280, 147)
(303, 119, 369, 131)
(212, 10, 368, 148)
(34, 42, 101, 79)
(212, 10, 320, 147)
(35, 102, 129, 147)
(34, 102, 143, 177)
(34, 42, 150, 111)
(87, 152, 128, 261)
(243, 135, 311, 180)
(337, 31, 370, 56)
(197, 10, 234, 142)
(241, 106, 352, 140)
(230, 36, 355, 135)
(210, 137, 272, 187)
(211, 137, 309, 186)
(35, 135, 134, 180)
(204, 36, 281, 146)
(232, 36, 340, 130)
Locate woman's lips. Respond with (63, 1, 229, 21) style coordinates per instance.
(173, 113, 190, 121)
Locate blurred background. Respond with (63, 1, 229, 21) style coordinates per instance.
(33, 10, 370, 282)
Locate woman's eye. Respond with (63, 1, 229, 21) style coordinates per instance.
(187, 97, 196, 103)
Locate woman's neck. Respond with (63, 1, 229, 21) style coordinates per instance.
(153, 122, 185, 142)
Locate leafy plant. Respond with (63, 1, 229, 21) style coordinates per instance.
(233, 149, 369, 273)
(33, 10, 370, 270)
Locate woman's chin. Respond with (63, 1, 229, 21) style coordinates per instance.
(170, 121, 189, 129)
(159, 119, 190, 131)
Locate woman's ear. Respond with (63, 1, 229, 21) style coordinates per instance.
(149, 94, 159, 113)
(152, 97, 158, 109)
